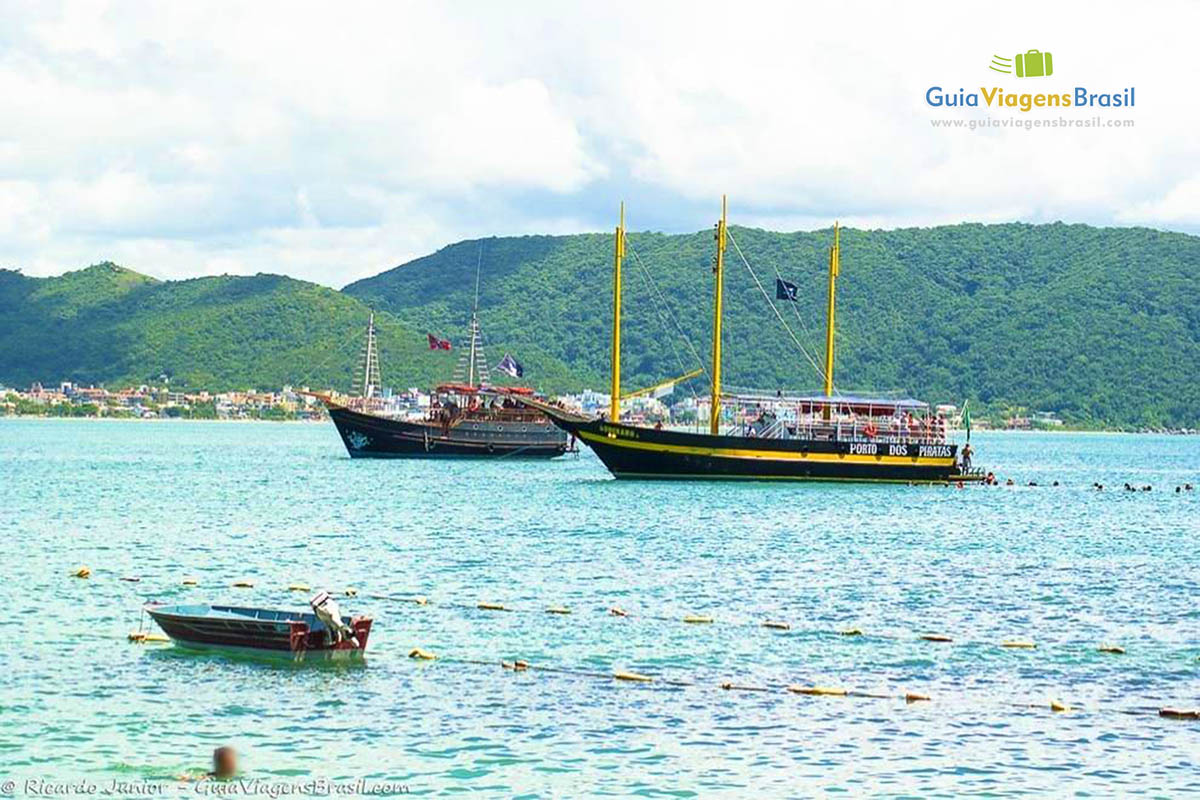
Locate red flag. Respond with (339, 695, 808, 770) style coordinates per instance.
(427, 333, 452, 350)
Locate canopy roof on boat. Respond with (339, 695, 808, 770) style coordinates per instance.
(725, 391, 930, 416)
(436, 383, 479, 394)
(435, 383, 537, 396)
(797, 395, 929, 416)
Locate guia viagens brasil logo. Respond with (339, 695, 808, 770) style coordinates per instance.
(927, 50, 1134, 112)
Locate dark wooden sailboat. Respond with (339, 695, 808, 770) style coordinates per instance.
(522, 199, 983, 484)
(317, 274, 572, 459)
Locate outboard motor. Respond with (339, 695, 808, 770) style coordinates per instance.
(310, 590, 359, 648)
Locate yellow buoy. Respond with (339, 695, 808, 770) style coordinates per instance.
(904, 692, 931, 703)
(181, 577, 198, 586)
(73, 566, 91, 579)
(128, 631, 170, 644)
(477, 602, 505, 611)
(840, 628, 864, 636)
(614, 671, 653, 683)
(788, 685, 847, 696)
(683, 615, 713, 624)
(344, 588, 358, 597)
(408, 648, 437, 660)
(1002, 640, 1037, 649)
(1050, 699, 1070, 712)
(762, 621, 791, 630)
(232, 579, 254, 588)
(1097, 645, 1125, 654)
(608, 606, 628, 617)
(502, 660, 530, 671)
(920, 634, 952, 643)
(128, 631, 147, 642)
(546, 607, 571, 615)
(288, 583, 310, 592)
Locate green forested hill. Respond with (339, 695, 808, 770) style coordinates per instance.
(3, 223, 1199, 427)
(345, 223, 1200, 428)
(0, 263, 462, 392)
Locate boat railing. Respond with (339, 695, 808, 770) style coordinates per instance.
(427, 409, 548, 425)
(743, 415, 950, 445)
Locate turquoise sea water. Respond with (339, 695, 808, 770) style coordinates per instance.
(1, 418, 1198, 797)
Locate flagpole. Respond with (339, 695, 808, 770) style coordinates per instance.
(467, 244, 482, 388)
(822, 221, 840, 420)
(610, 202, 624, 421)
(710, 195, 727, 436)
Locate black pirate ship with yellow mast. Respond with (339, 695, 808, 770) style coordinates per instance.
(522, 198, 982, 483)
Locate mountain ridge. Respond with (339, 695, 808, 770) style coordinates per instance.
(3, 221, 1199, 427)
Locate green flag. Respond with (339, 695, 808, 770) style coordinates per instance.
(962, 403, 972, 441)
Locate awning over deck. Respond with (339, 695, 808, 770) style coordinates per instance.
(722, 391, 930, 417)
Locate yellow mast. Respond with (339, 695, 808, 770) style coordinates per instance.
(822, 222, 840, 418)
(609, 202, 625, 421)
(709, 195, 727, 435)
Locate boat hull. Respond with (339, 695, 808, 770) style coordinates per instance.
(524, 401, 972, 484)
(326, 404, 570, 459)
(146, 604, 372, 661)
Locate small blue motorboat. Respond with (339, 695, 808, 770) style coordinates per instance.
(145, 599, 372, 661)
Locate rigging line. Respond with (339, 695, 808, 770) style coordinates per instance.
(762, 236, 822, 351)
(626, 238, 710, 377)
(625, 237, 707, 401)
(473, 241, 483, 314)
(625, 238, 705, 407)
(294, 322, 367, 391)
(726, 229, 828, 388)
(629, 263, 696, 390)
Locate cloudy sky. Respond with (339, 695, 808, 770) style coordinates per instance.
(2, 0, 1197, 287)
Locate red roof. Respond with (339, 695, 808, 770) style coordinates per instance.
(435, 383, 478, 394)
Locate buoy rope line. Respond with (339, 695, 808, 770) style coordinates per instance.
(88, 567, 1200, 666)
(96, 570, 1200, 722)
(363, 591, 1181, 661)
(410, 650, 1197, 721)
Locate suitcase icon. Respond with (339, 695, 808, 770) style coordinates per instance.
(1015, 50, 1053, 78)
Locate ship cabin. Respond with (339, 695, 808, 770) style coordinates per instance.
(428, 384, 547, 425)
(721, 392, 950, 445)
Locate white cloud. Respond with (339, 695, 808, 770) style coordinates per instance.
(1, 0, 1197, 286)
